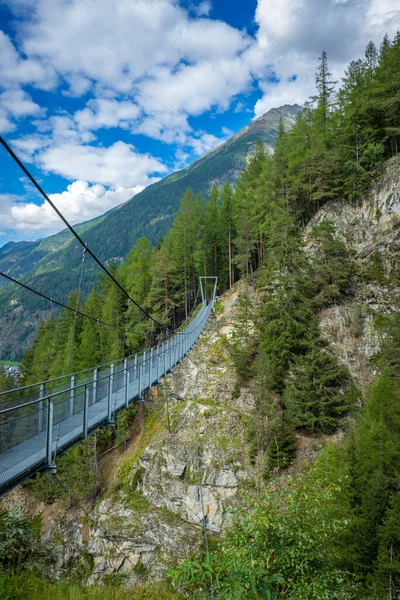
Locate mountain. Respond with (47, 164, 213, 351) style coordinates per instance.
(0, 240, 38, 259)
(0, 104, 301, 359)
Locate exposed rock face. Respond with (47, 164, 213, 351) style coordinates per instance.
(5, 157, 400, 588)
(88, 499, 202, 585)
(83, 283, 258, 582)
(305, 154, 400, 389)
(133, 285, 257, 536)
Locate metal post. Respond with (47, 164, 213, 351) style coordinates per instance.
(93, 368, 98, 405)
(83, 385, 89, 439)
(124, 358, 129, 408)
(38, 382, 44, 433)
(70, 374, 75, 416)
(143, 351, 146, 393)
(45, 400, 54, 467)
(110, 363, 114, 394)
(138, 353, 142, 397)
(149, 348, 153, 389)
(163, 341, 166, 377)
(107, 371, 113, 424)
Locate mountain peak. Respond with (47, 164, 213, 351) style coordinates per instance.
(0, 103, 302, 359)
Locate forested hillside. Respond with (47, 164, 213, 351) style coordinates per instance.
(0, 104, 299, 361)
(1, 32, 400, 600)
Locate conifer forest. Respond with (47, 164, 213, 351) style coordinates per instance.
(1, 32, 400, 600)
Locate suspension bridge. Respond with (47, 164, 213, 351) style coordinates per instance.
(0, 277, 217, 497)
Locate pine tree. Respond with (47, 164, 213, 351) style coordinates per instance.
(267, 423, 297, 472)
(230, 288, 257, 378)
(204, 185, 220, 281)
(284, 347, 350, 433)
(170, 188, 203, 319)
(313, 50, 337, 141)
(121, 237, 153, 353)
(347, 370, 400, 574)
(309, 220, 353, 307)
(219, 181, 236, 289)
(78, 289, 104, 369)
(377, 491, 400, 598)
(147, 234, 178, 328)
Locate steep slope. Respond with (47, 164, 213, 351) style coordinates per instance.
(305, 153, 400, 391)
(2, 155, 400, 592)
(0, 104, 301, 359)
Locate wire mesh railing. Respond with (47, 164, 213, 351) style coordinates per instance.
(0, 278, 217, 495)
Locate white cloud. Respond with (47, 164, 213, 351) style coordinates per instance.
(0, 30, 56, 90)
(37, 140, 167, 188)
(193, 1, 212, 17)
(74, 98, 141, 132)
(188, 131, 227, 156)
(13, 0, 247, 95)
(0, 88, 42, 118)
(0, 109, 15, 134)
(252, 0, 400, 117)
(4, 0, 251, 141)
(10, 180, 142, 233)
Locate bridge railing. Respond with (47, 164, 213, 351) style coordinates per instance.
(0, 287, 216, 481)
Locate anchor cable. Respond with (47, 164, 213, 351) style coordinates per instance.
(0, 135, 162, 328)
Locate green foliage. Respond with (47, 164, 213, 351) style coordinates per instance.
(25, 435, 99, 503)
(0, 509, 53, 570)
(174, 461, 359, 600)
(284, 348, 351, 433)
(0, 569, 188, 600)
(169, 553, 288, 599)
(267, 425, 297, 473)
(309, 221, 353, 307)
(230, 288, 258, 378)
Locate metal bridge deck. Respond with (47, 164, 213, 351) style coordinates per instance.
(0, 281, 216, 497)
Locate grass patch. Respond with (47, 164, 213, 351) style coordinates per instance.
(214, 301, 224, 315)
(110, 405, 163, 496)
(0, 569, 190, 599)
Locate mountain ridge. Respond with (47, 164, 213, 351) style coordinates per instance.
(0, 103, 301, 359)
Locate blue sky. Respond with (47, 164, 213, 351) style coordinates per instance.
(0, 0, 399, 246)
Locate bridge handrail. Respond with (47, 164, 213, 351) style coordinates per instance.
(0, 299, 211, 415)
(0, 302, 207, 398)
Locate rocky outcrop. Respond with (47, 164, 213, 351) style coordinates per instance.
(88, 499, 202, 585)
(306, 154, 400, 389)
(84, 283, 258, 582)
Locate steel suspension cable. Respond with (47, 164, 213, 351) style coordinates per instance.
(0, 135, 162, 328)
(0, 271, 145, 337)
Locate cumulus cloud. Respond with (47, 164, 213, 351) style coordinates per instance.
(0, 88, 42, 118)
(74, 98, 141, 132)
(10, 180, 143, 233)
(12, 0, 247, 93)
(0, 108, 15, 133)
(188, 132, 227, 156)
(193, 1, 212, 17)
(37, 140, 167, 189)
(0, 83, 43, 133)
(4, 0, 251, 139)
(0, 30, 56, 90)
(252, 0, 400, 116)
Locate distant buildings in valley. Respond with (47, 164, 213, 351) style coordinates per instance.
(2, 365, 21, 381)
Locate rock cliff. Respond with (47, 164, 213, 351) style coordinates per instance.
(2, 154, 400, 588)
(306, 154, 400, 390)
